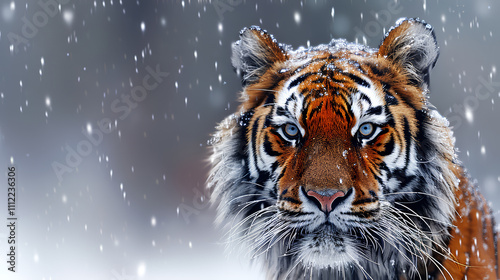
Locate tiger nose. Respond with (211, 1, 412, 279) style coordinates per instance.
(304, 189, 348, 214)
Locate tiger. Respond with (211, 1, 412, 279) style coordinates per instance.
(208, 18, 499, 280)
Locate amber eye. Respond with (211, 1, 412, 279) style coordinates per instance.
(358, 123, 375, 138)
(283, 123, 300, 139)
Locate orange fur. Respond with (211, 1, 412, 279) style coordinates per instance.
(437, 173, 498, 279)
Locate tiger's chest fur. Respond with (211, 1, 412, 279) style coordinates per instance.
(208, 18, 498, 280)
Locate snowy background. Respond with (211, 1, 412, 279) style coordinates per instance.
(0, 1, 498, 279)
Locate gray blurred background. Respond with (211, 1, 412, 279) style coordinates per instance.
(0, 1, 498, 279)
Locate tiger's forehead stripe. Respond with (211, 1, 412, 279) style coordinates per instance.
(272, 71, 309, 131)
(275, 59, 387, 137)
(350, 79, 388, 134)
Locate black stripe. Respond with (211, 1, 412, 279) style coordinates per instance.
(386, 112, 396, 127)
(302, 93, 316, 106)
(392, 168, 417, 188)
(344, 72, 370, 88)
(377, 134, 395, 156)
(244, 199, 271, 218)
(236, 112, 252, 162)
(279, 196, 301, 204)
(311, 78, 325, 84)
(271, 161, 280, 174)
(284, 93, 298, 107)
(331, 104, 352, 125)
(402, 117, 412, 170)
(299, 87, 312, 96)
(360, 93, 372, 106)
(366, 106, 383, 116)
(277, 165, 287, 183)
(318, 62, 328, 74)
(263, 134, 282, 157)
(279, 209, 313, 217)
(327, 55, 339, 60)
(344, 209, 380, 218)
(251, 116, 261, 175)
(264, 115, 272, 128)
(331, 92, 353, 124)
(308, 101, 324, 119)
(255, 170, 270, 190)
(368, 64, 390, 77)
(378, 162, 392, 180)
(414, 109, 430, 161)
(264, 93, 276, 106)
(275, 107, 289, 117)
(240, 161, 251, 182)
(376, 176, 388, 194)
(337, 91, 353, 112)
(385, 93, 398, 106)
(327, 76, 350, 85)
(352, 198, 379, 205)
(288, 72, 313, 89)
(268, 189, 278, 200)
(396, 91, 417, 111)
(382, 83, 399, 106)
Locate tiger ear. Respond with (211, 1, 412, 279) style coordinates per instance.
(232, 26, 288, 85)
(378, 18, 439, 88)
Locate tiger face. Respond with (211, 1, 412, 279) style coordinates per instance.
(209, 18, 461, 279)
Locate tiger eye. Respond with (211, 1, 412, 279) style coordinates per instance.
(284, 123, 299, 139)
(358, 123, 374, 137)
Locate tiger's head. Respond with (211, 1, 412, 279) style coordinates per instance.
(209, 18, 459, 279)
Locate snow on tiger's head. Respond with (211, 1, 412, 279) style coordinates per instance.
(208, 18, 459, 279)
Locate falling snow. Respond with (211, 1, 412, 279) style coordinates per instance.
(294, 11, 301, 24)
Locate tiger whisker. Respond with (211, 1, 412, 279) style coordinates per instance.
(392, 202, 452, 232)
(250, 222, 290, 259)
(378, 207, 455, 280)
(224, 208, 277, 244)
(385, 191, 460, 218)
(386, 204, 451, 253)
(283, 253, 307, 280)
(246, 88, 279, 93)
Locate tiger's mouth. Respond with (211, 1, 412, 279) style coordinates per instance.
(294, 223, 364, 269)
(300, 223, 348, 244)
(280, 196, 389, 270)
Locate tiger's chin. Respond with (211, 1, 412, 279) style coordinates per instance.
(264, 223, 413, 280)
(296, 225, 358, 270)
